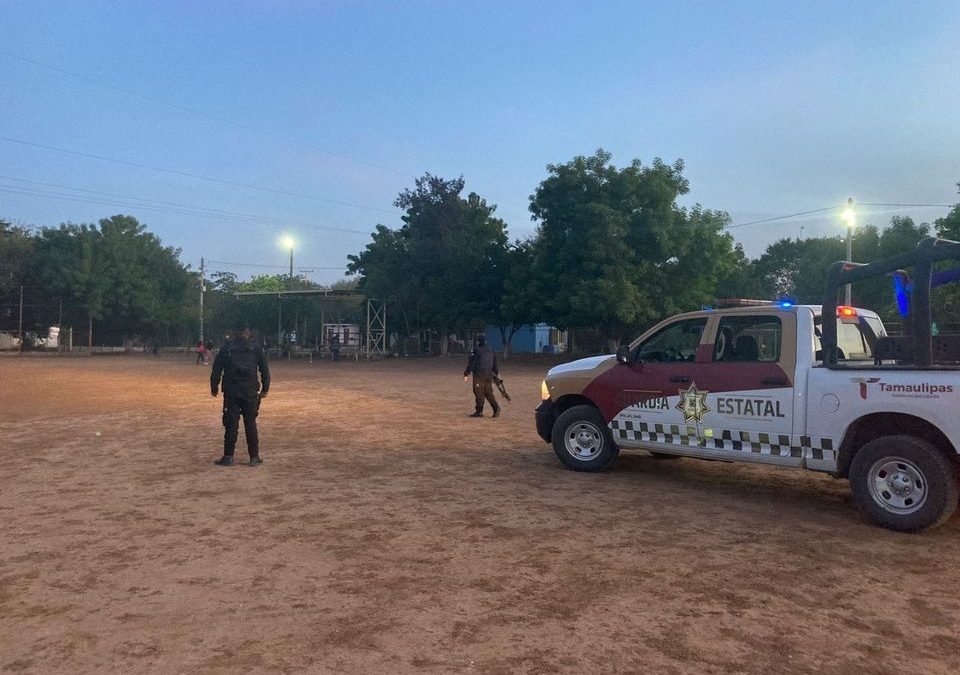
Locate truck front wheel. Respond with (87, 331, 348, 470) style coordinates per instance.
(849, 435, 959, 532)
(551, 405, 619, 472)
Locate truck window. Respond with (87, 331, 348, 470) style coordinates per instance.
(634, 318, 706, 363)
(713, 316, 782, 362)
(813, 316, 883, 362)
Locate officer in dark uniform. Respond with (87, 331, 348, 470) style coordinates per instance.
(463, 334, 500, 418)
(210, 324, 270, 466)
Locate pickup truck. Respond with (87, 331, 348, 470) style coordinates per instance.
(535, 237, 960, 532)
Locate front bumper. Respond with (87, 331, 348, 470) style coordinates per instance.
(535, 400, 556, 443)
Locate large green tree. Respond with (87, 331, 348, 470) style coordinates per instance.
(32, 215, 194, 345)
(527, 149, 740, 345)
(348, 174, 509, 353)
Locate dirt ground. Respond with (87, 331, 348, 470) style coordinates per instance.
(2, 354, 960, 674)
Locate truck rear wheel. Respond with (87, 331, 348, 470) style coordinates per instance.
(551, 405, 619, 472)
(849, 435, 959, 532)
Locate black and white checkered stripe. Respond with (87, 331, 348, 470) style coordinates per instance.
(609, 419, 835, 461)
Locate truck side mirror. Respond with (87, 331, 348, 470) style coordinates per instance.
(616, 345, 632, 364)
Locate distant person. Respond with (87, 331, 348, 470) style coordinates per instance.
(210, 324, 270, 467)
(195, 340, 206, 365)
(464, 334, 500, 418)
(330, 333, 341, 362)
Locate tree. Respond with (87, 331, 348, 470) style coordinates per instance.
(493, 240, 540, 358)
(934, 183, 960, 241)
(31, 215, 194, 345)
(527, 149, 741, 346)
(348, 174, 509, 353)
(0, 220, 35, 297)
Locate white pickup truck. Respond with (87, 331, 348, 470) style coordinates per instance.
(535, 238, 960, 531)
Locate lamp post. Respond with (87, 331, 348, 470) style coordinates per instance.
(281, 236, 295, 278)
(841, 198, 856, 306)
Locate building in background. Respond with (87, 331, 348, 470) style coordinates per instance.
(483, 323, 567, 354)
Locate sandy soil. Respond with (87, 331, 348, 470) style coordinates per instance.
(1, 354, 960, 674)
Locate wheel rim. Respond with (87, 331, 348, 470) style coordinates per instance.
(564, 421, 604, 461)
(867, 456, 928, 515)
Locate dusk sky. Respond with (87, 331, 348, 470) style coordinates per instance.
(2, 1, 959, 284)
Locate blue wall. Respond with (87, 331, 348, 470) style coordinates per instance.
(483, 323, 554, 353)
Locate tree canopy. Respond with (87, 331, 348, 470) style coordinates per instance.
(526, 150, 741, 341)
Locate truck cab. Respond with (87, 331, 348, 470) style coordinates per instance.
(535, 238, 960, 532)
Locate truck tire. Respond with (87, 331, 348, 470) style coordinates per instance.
(849, 435, 959, 532)
(551, 405, 619, 472)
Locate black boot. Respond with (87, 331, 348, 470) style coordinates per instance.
(470, 411, 483, 418)
(214, 455, 234, 466)
(249, 455, 262, 466)
(492, 408, 501, 418)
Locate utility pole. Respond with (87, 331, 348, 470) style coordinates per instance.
(17, 285, 23, 355)
(199, 257, 205, 344)
(289, 248, 293, 278)
(843, 198, 856, 306)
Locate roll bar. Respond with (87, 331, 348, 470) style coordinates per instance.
(821, 237, 960, 367)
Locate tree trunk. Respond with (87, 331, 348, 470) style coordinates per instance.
(88, 313, 93, 350)
(440, 329, 448, 356)
(499, 325, 513, 360)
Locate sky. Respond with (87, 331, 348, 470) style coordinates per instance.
(2, 0, 959, 285)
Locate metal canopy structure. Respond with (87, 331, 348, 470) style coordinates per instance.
(233, 289, 386, 359)
(233, 289, 363, 300)
(365, 298, 386, 359)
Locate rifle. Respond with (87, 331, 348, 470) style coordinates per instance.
(493, 376, 511, 402)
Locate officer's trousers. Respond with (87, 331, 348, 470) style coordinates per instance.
(222, 390, 260, 457)
(473, 375, 499, 413)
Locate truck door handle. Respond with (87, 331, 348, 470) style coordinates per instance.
(761, 377, 788, 386)
(670, 375, 690, 383)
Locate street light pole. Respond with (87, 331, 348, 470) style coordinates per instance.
(280, 235, 295, 282)
(18, 285, 23, 355)
(199, 257, 205, 344)
(842, 197, 856, 306)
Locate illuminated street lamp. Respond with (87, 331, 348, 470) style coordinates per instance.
(280, 235, 295, 278)
(841, 198, 856, 305)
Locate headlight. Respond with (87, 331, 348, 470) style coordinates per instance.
(540, 379, 551, 401)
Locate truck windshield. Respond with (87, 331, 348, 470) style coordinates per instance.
(814, 315, 885, 362)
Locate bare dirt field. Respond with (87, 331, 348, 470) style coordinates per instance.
(2, 354, 960, 674)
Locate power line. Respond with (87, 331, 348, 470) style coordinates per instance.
(0, 136, 401, 216)
(0, 49, 532, 213)
(860, 202, 954, 208)
(726, 206, 839, 229)
(727, 201, 955, 231)
(206, 259, 346, 270)
(0, 175, 372, 235)
(0, 48, 415, 180)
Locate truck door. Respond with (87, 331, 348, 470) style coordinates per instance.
(602, 317, 711, 453)
(696, 312, 801, 466)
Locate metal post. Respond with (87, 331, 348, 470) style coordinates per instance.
(199, 257, 205, 344)
(289, 249, 293, 278)
(845, 225, 853, 306)
(278, 297, 282, 357)
(17, 285, 23, 355)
